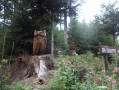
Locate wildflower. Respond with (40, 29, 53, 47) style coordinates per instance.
(112, 81, 116, 85)
(1, 59, 7, 63)
(64, 58, 66, 60)
(117, 68, 119, 72)
(60, 59, 62, 61)
(113, 69, 118, 73)
(107, 78, 111, 82)
(101, 70, 106, 73)
(66, 61, 67, 63)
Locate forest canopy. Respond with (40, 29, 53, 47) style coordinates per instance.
(0, 0, 119, 58)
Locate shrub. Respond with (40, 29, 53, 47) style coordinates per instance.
(0, 59, 11, 90)
(48, 55, 99, 89)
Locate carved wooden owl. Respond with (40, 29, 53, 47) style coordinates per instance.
(33, 30, 47, 55)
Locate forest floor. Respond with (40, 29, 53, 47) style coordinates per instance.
(13, 70, 57, 90)
(10, 67, 57, 90)
(8, 54, 119, 90)
(9, 54, 57, 90)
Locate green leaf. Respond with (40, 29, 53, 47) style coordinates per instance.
(63, 72, 67, 75)
(60, 61, 64, 66)
(98, 86, 108, 89)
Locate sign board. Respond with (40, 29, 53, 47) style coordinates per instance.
(100, 46, 119, 54)
(100, 45, 119, 72)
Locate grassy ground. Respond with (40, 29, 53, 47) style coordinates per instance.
(1, 52, 119, 90)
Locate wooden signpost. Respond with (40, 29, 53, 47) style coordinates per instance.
(100, 46, 119, 71)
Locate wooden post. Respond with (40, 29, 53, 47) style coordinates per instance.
(104, 54, 108, 72)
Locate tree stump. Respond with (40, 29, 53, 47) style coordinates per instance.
(10, 54, 55, 85)
(31, 55, 54, 78)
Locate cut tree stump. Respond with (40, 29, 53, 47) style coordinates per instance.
(10, 54, 55, 86)
(31, 54, 54, 78)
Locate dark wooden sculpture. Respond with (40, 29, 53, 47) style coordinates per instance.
(33, 30, 47, 55)
(69, 42, 77, 56)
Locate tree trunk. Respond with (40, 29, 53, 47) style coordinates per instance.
(1, 1, 6, 60)
(69, 0, 73, 24)
(60, 12, 62, 30)
(3, 0, 6, 28)
(51, 12, 54, 57)
(113, 35, 116, 46)
(113, 30, 116, 46)
(64, 9, 68, 45)
(40, 18, 43, 30)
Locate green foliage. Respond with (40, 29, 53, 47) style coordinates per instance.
(47, 72, 54, 78)
(48, 53, 104, 89)
(54, 29, 69, 55)
(98, 86, 108, 89)
(13, 84, 26, 90)
(0, 0, 81, 56)
(68, 16, 115, 55)
(48, 57, 81, 90)
(26, 83, 35, 90)
(0, 59, 11, 90)
(95, 2, 119, 45)
(0, 27, 4, 57)
(68, 2, 119, 55)
(97, 31, 114, 46)
(79, 76, 99, 90)
(46, 52, 119, 89)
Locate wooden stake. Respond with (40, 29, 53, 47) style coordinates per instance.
(104, 54, 108, 72)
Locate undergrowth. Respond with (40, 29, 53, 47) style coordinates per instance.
(0, 51, 119, 90)
(46, 51, 119, 90)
